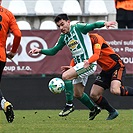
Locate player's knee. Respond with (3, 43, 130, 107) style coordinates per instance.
(90, 92, 94, 98)
(90, 92, 99, 101)
(110, 86, 120, 95)
(110, 81, 121, 95)
(74, 93, 81, 98)
(74, 91, 83, 98)
(62, 73, 69, 80)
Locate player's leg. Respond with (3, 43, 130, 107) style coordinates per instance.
(117, 20, 126, 28)
(62, 62, 97, 81)
(74, 62, 100, 120)
(59, 63, 89, 117)
(110, 79, 133, 96)
(60, 62, 99, 118)
(90, 84, 118, 120)
(73, 77, 101, 120)
(90, 71, 119, 120)
(127, 20, 133, 28)
(59, 67, 78, 117)
(59, 80, 74, 117)
(0, 61, 14, 123)
(62, 67, 78, 80)
(110, 62, 133, 96)
(116, 8, 126, 28)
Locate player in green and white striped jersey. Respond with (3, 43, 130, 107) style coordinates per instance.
(29, 14, 116, 120)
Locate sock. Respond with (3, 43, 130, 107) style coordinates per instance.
(120, 86, 133, 96)
(96, 96, 115, 113)
(66, 103, 73, 107)
(1, 98, 6, 109)
(64, 80, 74, 104)
(77, 93, 95, 111)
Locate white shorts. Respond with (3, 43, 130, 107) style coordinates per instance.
(73, 62, 97, 86)
(72, 76, 88, 86)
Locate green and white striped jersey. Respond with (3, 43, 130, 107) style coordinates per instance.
(40, 21, 105, 64)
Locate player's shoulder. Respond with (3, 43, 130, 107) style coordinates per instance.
(58, 33, 66, 42)
(90, 33, 102, 38)
(60, 33, 65, 37)
(0, 6, 14, 16)
(71, 22, 88, 33)
(75, 22, 87, 28)
(89, 33, 104, 44)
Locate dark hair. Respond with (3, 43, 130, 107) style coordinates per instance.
(54, 13, 70, 23)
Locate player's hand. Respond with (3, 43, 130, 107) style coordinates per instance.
(61, 66, 72, 73)
(28, 48, 41, 55)
(6, 52, 15, 60)
(104, 21, 117, 29)
(84, 60, 90, 69)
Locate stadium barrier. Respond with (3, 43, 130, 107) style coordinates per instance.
(1, 74, 133, 110)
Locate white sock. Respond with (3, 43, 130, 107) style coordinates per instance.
(1, 98, 6, 109)
(66, 103, 73, 106)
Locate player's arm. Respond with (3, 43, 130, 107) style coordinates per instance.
(84, 44, 101, 68)
(40, 45, 61, 55)
(10, 29, 21, 53)
(29, 43, 63, 56)
(77, 21, 117, 34)
(29, 36, 65, 56)
(88, 44, 101, 64)
(84, 34, 102, 68)
(7, 13, 21, 59)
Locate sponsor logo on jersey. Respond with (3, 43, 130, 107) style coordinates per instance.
(68, 40, 78, 50)
(95, 43, 101, 49)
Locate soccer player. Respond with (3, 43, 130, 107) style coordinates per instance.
(68, 33, 133, 120)
(29, 13, 116, 120)
(0, 0, 21, 122)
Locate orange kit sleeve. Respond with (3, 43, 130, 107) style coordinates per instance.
(70, 58, 75, 67)
(9, 11, 21, 53)
(88, 34, 103, 64)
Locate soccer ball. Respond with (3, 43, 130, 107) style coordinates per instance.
(48, 78, 65, 94)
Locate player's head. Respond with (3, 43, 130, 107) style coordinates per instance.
(54, 13, 70, 34)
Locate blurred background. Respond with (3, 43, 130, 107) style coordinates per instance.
(2, 0, 116, 30)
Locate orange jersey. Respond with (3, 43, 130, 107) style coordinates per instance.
(89, 33, 121, 71)
(0, 6, 21, 62)
(115, 0, 133, 11)
(70, 33, 121, 71)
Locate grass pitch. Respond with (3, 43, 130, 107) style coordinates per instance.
(0, 110, 133, 133)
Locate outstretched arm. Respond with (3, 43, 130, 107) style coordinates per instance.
(29, 46, 60, 56)
(7, 18, 21, 60)
(104, 21, 117, 29)
(78, 21, 117, 34)
(29, 35, 65, 56)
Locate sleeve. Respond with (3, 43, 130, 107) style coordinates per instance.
(88, 43, 101, 63)
(88, 34, 103, 63)
(76, 22, 105, 34)
(40, 35, 65, 56)
(70, 58, 75, 67)
(9, 12, 21, 53)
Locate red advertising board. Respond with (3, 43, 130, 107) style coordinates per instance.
(4, 30, 133, 75)
(92, 30, 133, 74)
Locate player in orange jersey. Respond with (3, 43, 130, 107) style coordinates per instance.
(115, 0, 133, 28)
(0, 0, 21, 123)
(62, 33, 133, 120)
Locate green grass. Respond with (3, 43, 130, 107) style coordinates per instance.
(0, 110, 133, 133)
